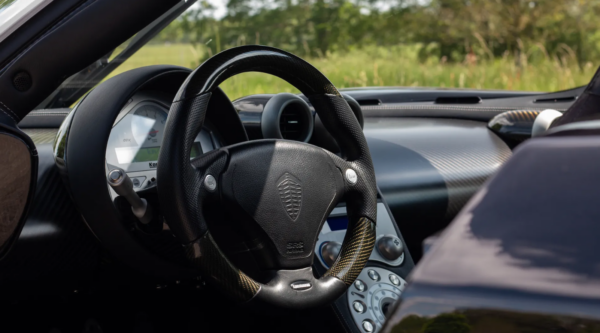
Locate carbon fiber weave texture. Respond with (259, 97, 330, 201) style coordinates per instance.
(186, 232, 260, 302)
(324, 217, 376, 285)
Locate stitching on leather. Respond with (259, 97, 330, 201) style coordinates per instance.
(24, 113, 68, 117)
(0, 108, 16, 121)
(0, 103, 17, 121)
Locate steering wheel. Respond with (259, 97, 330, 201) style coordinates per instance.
(157, 45, 378, 308)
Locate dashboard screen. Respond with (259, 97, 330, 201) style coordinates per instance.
(115, 147, 160, 164)
(106, 102, 168, 172)
(106, 100, 212, 176)
(115, 143, 201, 164)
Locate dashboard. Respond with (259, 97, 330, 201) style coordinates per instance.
(7, 64, 582, 332)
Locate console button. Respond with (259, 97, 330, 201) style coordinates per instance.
(377, 235, 404, 261)
(367, 269, 380, 281)
(389, 274, 401, 286)
(131, 176, 146, 188)
(354, 279, 366, 292)
(353, 301, 365, 313)
(362, 320, 374, 332)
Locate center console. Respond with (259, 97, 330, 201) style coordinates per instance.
(315, 194, 414, 333)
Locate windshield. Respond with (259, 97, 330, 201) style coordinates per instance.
(44, 0, 600, 106)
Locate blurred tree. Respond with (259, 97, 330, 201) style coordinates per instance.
(154, 0, 600, 64)
(422, 313, 471, 333)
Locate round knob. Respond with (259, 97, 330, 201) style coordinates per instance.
(377, 235, 404, 261)
(108, 169, 124, 184)
(321, 241, 342, 267)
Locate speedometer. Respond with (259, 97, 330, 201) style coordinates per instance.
(106, 102, 171, 173)
(106, 101, 214, 191)
(131, 104, 167, 146)
(114, 104, 168, 165)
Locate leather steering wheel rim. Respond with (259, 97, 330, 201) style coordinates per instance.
(157, 45, 378, 308)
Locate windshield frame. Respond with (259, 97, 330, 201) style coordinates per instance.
(0, 0, 53, 44)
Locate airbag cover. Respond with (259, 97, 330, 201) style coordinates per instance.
(223, 140, 339, 263)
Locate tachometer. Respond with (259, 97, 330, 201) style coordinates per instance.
(131, 104, 167, 146)
(106, 101, 213, 191)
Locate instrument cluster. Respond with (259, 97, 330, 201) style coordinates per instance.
(105, 97, 221, 192)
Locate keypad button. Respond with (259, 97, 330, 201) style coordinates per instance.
(354, 279, 366, 292)
(353, 301, 365, 313)
(367, 269, 380, 281)
(362, 320, 374, 332)
(389, 274, 401, 286)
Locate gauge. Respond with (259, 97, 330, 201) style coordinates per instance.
(131, 104, 167, 147)
(106, 102, 170, 173)
(106, 101, 217, 192)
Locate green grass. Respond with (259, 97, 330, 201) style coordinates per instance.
(106, 43, 597, 101)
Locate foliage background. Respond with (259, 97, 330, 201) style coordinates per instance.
(109, 0, 600, 100)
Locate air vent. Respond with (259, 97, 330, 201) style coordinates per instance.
(435, 96, 482, 104)
(534, 96, 576, 103)
(357, 99, 381, 106)
(262, 93, 314, 142)
(279, 104, 306, 140)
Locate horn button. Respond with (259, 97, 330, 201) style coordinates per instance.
(221, 140, 342, 269)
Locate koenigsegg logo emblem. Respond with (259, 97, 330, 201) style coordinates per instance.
(277, 173, 302, 221)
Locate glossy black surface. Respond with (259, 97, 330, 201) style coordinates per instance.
(488, 109, 540, 146)
(60, 66, 241, 280)
(385, 134, 600, 332)
(175, 46, 339, 101)
(552, 66, 600, 128)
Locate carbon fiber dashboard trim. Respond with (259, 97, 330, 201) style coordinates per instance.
(186, 232, 260, 302)
(360, 104, 565, 123)
(365, 117, 511, 219)
(361, 105, 566, 112)
(22, 128, 58, 145)
(324, 217, 376, 285)
(19, 109, 71, 128)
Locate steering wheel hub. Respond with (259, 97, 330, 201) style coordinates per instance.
(222, 140, 343, 268)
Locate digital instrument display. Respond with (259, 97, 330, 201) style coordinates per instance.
(115, 147, 160, 163)
(115, 142, 201, 164)
(106, 101, 216, 188)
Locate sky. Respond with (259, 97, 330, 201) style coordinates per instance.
(194, 0, 227, 19)
(190, 0, 403, 19)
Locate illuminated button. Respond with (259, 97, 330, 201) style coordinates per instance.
(362, 320, 374, 332)
(354, 280, 366, 292)
(367, 270, 380, 281)
(389, 274, 400, 286)
(204, 174, 217, 191)
(353, 301, 365, 313)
